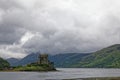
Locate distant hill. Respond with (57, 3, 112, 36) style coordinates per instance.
(0, 57, 10, 69)
(7, 58, 20, 66)
(7, 53, 89, 67)
(7, 44, 120, 68)
(16, 53, 39, 66)
(49, 53, 90, 67)
(73, 44, 120, 68)
(7, 53, 39, 66)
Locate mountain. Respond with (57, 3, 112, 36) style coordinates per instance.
(14, 53, 40, 66)
(7, 53, 39, 66)
(8, 44, 120, 68)
(49, 53, 90, 67)
(0, 57, 10, 69)
(8, 53, 89, 67)
(7, 58, 20, 66)
(73, 44, 120, 68)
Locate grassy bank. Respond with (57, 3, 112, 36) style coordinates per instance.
(14, 65, 56, 71)
(0, 64, 56, 72)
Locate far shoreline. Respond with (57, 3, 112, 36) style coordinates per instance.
(64, 77, 120, 80)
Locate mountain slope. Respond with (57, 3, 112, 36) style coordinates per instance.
(49, 53, 90, 67)
(8, 44, 120, 68)
(9, 53, 89, 67)
(7, 58, 20, 66)
(14, 53, 40, 66)
(74, 44, 120, 68)
(0, 57, 10, 69)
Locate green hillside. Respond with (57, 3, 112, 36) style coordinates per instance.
(0, 57, 10, 69)
(6, 44, 120, 68)
(49, 53, 90, 67)
(73, 44, 120, 68)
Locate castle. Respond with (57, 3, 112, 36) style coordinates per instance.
(38, 54, 54, 69)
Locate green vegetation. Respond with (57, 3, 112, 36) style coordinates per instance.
(0, 57, 10, 70)
(73, 44, 120, 68)
(50, 53, 89, 67)
(1, 54, 56, 71)
(14, 63, 55, 71)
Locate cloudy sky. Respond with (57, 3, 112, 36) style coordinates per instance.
(0, 0, 120, 58)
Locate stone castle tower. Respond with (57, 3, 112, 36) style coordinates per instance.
(38, 54, 55, 69)
(39, 54, 49, 64)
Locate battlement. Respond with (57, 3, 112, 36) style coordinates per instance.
(39, 54, 48, 58)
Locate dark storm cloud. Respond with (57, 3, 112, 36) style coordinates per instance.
(0, 10, 26, 44)
(0, 0, 120, 58)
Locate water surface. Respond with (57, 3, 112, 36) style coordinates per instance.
(0, 68, 120, 80)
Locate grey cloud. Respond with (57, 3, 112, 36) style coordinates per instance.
(0, 0, 120, 58)
(0, 0, 21, 10)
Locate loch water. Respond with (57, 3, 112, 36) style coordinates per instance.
(0, 68, 120, 80)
